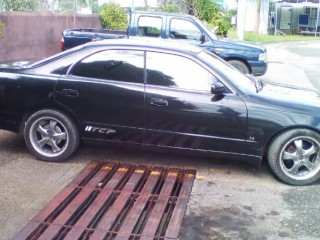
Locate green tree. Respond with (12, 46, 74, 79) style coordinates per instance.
(196, 0, 231, 36)
(186, 0, 199, 15)
(77, 0, 90, 8)
(0, 0, 38, 11)
(161, 4, 179, 13)
(58, 0, 73, 13)
(197, 0, 220, 22)
(99, 3, 127, 30)
(92, 0, 100, 13)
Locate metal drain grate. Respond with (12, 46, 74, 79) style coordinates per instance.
(13, 161, 196, 240)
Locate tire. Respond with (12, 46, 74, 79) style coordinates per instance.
(228, 60, 250, 74)
(24, 109, 80, 162)
(268, 128, 320, 185)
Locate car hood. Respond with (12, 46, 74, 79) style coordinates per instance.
(214, 38, 266, 52)
(248, 81, 320, 114)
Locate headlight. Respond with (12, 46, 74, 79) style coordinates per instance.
(259, 52, 267, 61)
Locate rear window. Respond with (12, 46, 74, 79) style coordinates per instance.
(69, 50, 144, 83)
(137, 16, 162, 37)
(28, 46, 98, 75)
(29, 45, 84, 68)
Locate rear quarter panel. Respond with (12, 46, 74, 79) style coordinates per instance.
(0, 71, 57, 132)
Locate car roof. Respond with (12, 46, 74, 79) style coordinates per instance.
(29, 38, 206, 69)
(84, 38, 204, 55)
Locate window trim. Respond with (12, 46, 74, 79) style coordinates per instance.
(62, 74, 145, 89)
(64, 45, 235, 95)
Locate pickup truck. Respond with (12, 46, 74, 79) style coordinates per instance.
(61, 11, 268, 76)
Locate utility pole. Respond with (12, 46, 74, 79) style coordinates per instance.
(237, 0, 247, 40)
(144, 0, 148, 10)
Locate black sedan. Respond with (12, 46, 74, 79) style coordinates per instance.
(0, 39, 320, 186)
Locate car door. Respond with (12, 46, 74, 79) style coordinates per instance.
(55, 49, 145, 143)
(144, 51, 247, 154)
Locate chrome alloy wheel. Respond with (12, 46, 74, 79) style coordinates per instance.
(29, 117, 69, 158)
(280, 137, 320, 181)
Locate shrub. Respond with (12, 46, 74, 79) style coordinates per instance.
(99, 3, 127, 30)
(196, 0, 231, 36)
(211, 13, 232, 37)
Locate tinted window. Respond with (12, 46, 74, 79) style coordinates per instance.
(146, 52, 217, 91)
(170, 18, 202, 40)
(29, 47, 95, 75)
(70, 50, 144, 83)
(137, 16, 162, 37)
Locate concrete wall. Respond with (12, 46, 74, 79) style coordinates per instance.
(0, 12, 102, 62)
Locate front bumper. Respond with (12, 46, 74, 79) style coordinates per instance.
(250, 61, 268, 76)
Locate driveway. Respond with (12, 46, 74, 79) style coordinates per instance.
(259, 40, 320, 91)
(1, 40, 320, 240)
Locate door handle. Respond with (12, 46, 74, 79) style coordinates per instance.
(62, 89, 79, 97)
(150, 98, 168, 107)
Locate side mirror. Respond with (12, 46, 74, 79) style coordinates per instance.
(211, 82, 225, 95)
(199, 34, 206, 44)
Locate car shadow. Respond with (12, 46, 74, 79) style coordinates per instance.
(2, 130, 319, 186)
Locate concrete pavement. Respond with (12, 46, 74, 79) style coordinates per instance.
(259, 40, 320, 91)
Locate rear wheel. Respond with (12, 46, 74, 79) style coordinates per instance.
(24, 109, 79, 162)
(228, 60, 250, 74)
(268, 129, 320, 185)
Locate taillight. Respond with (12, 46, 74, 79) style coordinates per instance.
(60, 35, 65, 50)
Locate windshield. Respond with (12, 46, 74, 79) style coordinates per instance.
(198, 51, 259, 93)
(194, 18, 218, 41)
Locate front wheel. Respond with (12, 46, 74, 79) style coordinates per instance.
(268, 129, 320, 185)
(24, 109, 80, 162)
(227, 60, 250, 74)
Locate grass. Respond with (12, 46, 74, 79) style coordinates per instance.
(227, 28, 319, 43)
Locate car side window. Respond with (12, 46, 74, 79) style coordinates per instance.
(169, 18, 202, 41)
(69, 50, 144, 83)
(137, 16, 162, 37)
(146, 52, 218, 91)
